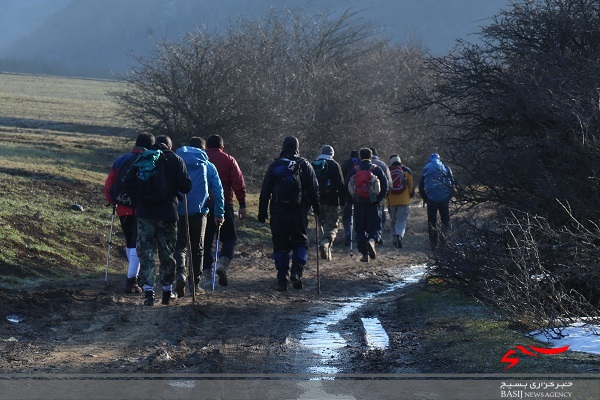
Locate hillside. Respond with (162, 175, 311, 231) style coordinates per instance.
(0, 0, 510, 78)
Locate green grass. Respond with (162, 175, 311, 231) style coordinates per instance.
(0, 72, 130, 127)
(398, 285, 599, 373)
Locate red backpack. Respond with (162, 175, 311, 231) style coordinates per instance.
(389, 164, 408, 194)
(348, 165, 380, 203)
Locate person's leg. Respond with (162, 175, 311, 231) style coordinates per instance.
(270, 212, 291, 291)
(175, 217, 188, 278)
(438, 199, 451, 244)
(426, 201, 440, 246)
(215, 203, 236, 286)
(365, 204, 382, 259)
(137, 217, 157, 305)
(396, 205, 410, 248)
(203, 207, 216, 273)
(188, 213, 207, 283)
(290, 212, 309, 289)
(353, 204, 368, 260)
(121, 215, 141, 293)
(156, 219, 177, 304)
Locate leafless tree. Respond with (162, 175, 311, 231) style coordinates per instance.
(406, 0, 600, 331)
(111, 7, 432, 183)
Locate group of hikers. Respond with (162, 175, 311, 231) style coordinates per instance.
(104, 133, 454, 304)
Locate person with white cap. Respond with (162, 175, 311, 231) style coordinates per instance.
(311, 145, 345, 260)
(418, 153, 454, 246)
(386, 154, 414, 248)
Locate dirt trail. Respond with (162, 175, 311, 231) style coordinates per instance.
(0, 206, 431, 375)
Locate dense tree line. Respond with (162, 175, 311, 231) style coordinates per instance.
(405, 0, 600, 333)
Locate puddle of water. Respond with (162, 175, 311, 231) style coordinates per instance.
(360, 317, 390, 350)
(300, 264, 427, 375)
(6, 314, 25, 323)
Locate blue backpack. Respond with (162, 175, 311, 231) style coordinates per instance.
(272, 157, 302, 207)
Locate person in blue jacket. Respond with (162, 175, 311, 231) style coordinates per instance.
(418, 153, 455, 246)
(174, 137, 224, 297)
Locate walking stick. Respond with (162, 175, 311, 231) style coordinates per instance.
(184, 194, 195, 303)
(349, 204, 354, 258)
(315, 216, 321, 294)
(104, 204, 116, 288)
(212, 224, 221, 293)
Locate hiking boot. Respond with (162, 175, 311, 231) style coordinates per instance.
(161, 290, 173, 305)
(397, 236, 403, 249)
(367, 239, 377, 259)
(194, 283, 205, 295)
(216, 257, 230, 287)
(319, 242, 328, 260)
(124, 277, 142, 294)
(175, 274, 186, 298)
(276, 279, 287, 291)
(360, 254, 369, 262)
(327, 245, 333, 261)
(377, 238, 384, 245)
(143, 290, 154, 306)
(290, 274, 303, 289)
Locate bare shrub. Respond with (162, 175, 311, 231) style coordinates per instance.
(111, 7, 434, 185)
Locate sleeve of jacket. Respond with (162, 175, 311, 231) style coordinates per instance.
(258, 162, 274, 218)
(176, 155, 192, 195)
(103, 165, 117, 204)
(333, 161, 345, 207)
(405, 166, 415, 197)
(207, 162, 225, 219)
(375, 166, 388, 203)
(230, 157, 247, 208)
(303, 159, 320, 214)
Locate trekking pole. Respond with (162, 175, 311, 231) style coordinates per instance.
(212, 223, 221, 293)
(315, 216, 320, 295)
(349, 204, 354, 258)
(104, 204, 116, 288)
(184, 194, 196, 303)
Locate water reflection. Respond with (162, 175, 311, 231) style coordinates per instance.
(300, 265, 427, 375)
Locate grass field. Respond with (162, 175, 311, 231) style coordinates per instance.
(0, 73, 130, 128)
(0, 72, 270, 285)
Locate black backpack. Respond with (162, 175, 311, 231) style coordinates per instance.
(271, 157, 302, 207)
(109, 154, 138, 207)
(123, 150, 171, 206)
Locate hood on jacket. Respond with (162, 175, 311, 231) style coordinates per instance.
(176, 145, 210, 164)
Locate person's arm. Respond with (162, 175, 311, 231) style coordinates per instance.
(258, 162, 274, 223)
(304, 159, 320, 216)
(207, 162, 225, 223)
(230, 157, 247, 218)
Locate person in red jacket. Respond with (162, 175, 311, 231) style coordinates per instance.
(103, 132, 155, 294)
(202, 134, 247, 287)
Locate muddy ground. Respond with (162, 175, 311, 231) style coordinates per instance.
(0, 207, 436, 377)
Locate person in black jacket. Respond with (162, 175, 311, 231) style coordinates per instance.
(312, 145, 345, 260)
(136, 135, 192, 306)
(346, 148, 389, 262)
(258, 136, 320, 291)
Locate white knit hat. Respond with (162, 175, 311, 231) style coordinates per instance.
(389, 155, 401, 165)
